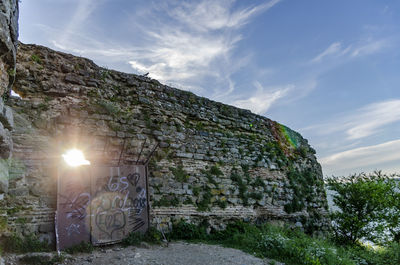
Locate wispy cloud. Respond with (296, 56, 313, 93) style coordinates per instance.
(127, 0, 281, 92)
(311, 42, 342, 63)
(350, 39, 389, 57)
(303, 99, 400, 140)
(345, 100, 400, 139)
(46, 0, 281, 95)
(58, 0, 101, 44)
(169, 0, 281, 32)
(320, 139, 400, 176)
(232, 81, 292, 114)
(310, 38, 390, 64)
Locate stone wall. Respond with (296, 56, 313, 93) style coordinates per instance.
(3, 42, 329, 246)
(0, 0, 18, 95)
(0, 0, 18, 236)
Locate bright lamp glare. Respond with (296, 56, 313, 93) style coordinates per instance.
(62, 149, 91, 167)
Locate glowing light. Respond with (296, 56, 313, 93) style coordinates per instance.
(62, 149, 91, 167)
(11, 90, 21, 98)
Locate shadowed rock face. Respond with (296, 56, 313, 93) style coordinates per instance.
(0, 0, 18, 95)
(2, 42, 330, 246)
(0, 0, 18, 200)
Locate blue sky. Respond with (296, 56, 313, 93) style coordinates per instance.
(19, 0, 400, 177)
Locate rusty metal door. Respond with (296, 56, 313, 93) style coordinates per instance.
(56, 166, 92, 250)
(90, 165, 148, 245)
(56, 165, 149, 249)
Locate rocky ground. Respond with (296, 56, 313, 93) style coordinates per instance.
(2, 242, 284, 265)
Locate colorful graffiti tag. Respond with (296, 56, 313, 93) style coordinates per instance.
(90, 165, 148, 245)
(56, 165, 149, 250)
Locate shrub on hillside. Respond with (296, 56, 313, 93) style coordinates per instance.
(327, 171, 400, 245)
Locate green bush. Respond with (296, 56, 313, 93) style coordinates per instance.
(122, 231, 144, 246)
(3, 233, 50, 253)
(64, 241, 94, 254)
(19, 254, 65, 265)
(167, 220, 359, 265)
(122, 227, 163, 246)
(168, 219, 208, 240)
(327, 171, 400, 245)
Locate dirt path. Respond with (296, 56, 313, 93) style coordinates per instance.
(62, 242, 277, 265)
(3, 241, 285, 265)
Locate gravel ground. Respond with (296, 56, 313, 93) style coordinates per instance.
(63, 242, 278, 265)
(3, 242, 285, 265)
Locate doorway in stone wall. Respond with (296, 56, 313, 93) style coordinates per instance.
(90, 165, 148, 245)
(56, 164, 150, 250)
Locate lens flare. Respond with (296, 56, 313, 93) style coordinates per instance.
(62, 149, 91, 167)
(279, 124, 299, 148)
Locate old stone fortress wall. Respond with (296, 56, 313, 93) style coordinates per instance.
(0, 0, 329, 248)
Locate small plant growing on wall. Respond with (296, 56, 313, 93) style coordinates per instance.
(30, 54, 42, 64)
(169, 165, 189, 182)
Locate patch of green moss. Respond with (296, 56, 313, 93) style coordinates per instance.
(183, 197, 193, 205)
(284, 168, 319, 213)
(210, 165, 223, 176)
(248, 192, 263, 201)
(296, 146, 308, 158)
(196, 186, 212, 211)
(192, 186, 201, 196)
(100, 68, 110, 81)
(15, 217, 27, 224)
(8, 68, 16, 77)
(195, 121, 205, 131)
(169, 165, 189, 183)
(153, 195, 180, 207)
(264, 141, 290, 167)
(142, 108, 161, 130)
(215, 199, 227, 209)
(251, 176, 266, 189)
(6, 205, 28, 215)
(0, 216, 7, 232)
(96, 99, 120, 115)
(30, 54, 42, 64)
(37, 102, 49, 113)
(230, 169, 249, 206)
(201, 165, 223, 186)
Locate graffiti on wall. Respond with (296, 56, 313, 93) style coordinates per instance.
(56, 167, 92, 250)
(90, 165, 148, 244)
(56, 165, 149, 250)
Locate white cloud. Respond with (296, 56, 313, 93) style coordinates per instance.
(303, 99, 400, 140)
(345, 100, 400, 139)
(320, 139, 400, 176)
(232, 81, 292, 114)
(125, 0, 281, 92)
(310, 38, 389, 64)
(58, 0, 101, 44)
(351, 39, 389, 57)
(29, 0, 283, 97)
(170, 0, 281, 32)
(311, 42, 342, 63)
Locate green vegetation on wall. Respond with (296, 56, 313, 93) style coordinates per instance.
(284, 168, 320, 214)
(169, 165, 189, 183)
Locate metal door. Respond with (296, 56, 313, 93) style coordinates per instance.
(56, 166, 92, 250)
(56, 165, 149, 249)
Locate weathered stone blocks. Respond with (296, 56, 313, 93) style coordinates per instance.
(0, 42, 331, 244)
